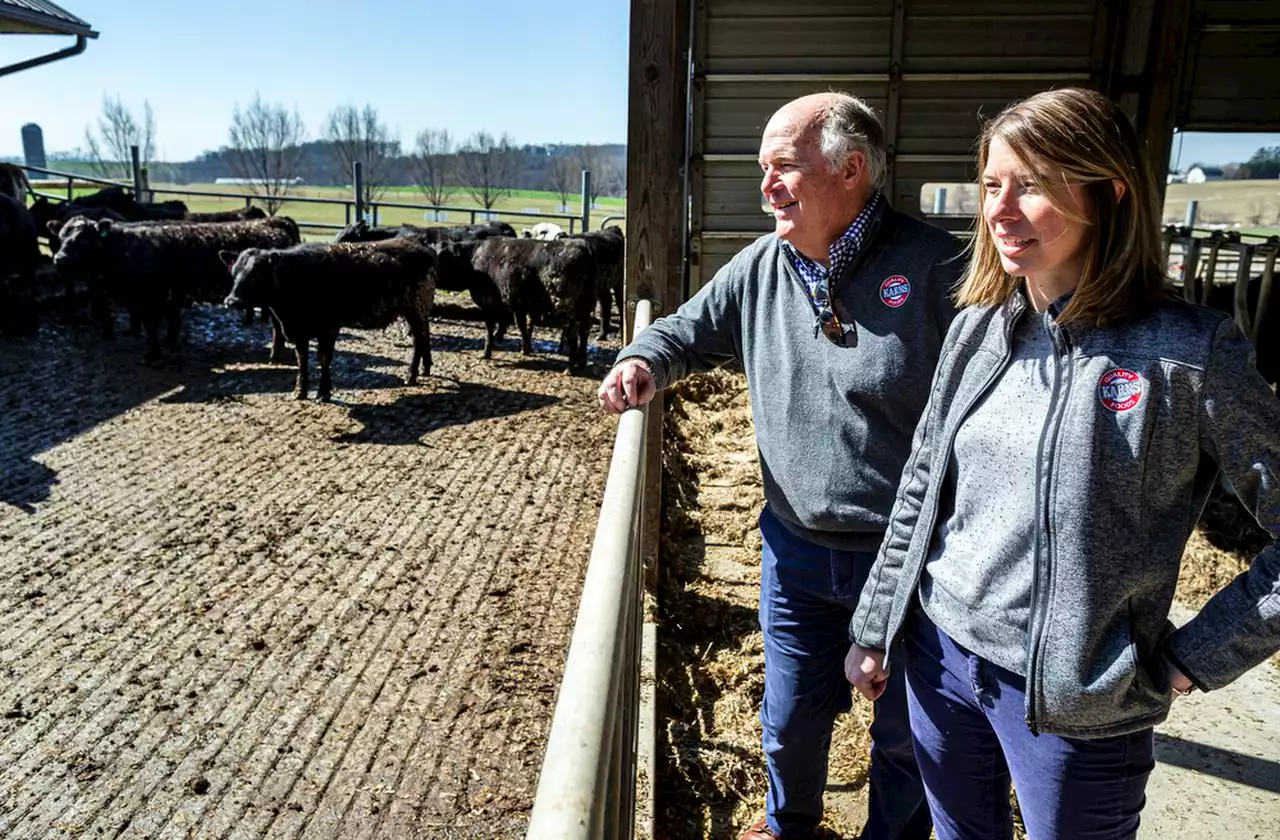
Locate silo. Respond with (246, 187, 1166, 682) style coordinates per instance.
(21, 123, 47, 177)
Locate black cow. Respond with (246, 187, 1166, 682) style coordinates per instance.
(223, 239, 437, 401)
(53, 216, 300, 356)
(470, 236, 599, 371)
(50, 186, 187, 223)
(0, 193, 40, 335)
(431, 239, 511, 358)
(185, 206, 268, 223)
(567, 226, 625, 338)
(333, 219, 517, 245)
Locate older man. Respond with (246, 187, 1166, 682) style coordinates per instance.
(598, 92, 960, 839)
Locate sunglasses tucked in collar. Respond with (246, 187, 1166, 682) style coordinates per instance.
(783, 191, 884, 346)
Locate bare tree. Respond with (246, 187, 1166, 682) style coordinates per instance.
(545, 155, 577, 211)
(457, 131, 518, 211)
(84, 96, 156, 180)
(406, 128, 455, 208)
(322, 104, 399, 205)
(226, 94, 307, 216)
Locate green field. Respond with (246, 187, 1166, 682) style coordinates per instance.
(33, 181, 626, 235)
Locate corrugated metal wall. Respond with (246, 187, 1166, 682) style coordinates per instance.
(684, 0, 1280, 292)
(1181, 0, 1280, 130)
(688, 0, 1111, 289)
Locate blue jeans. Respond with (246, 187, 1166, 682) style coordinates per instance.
(759, 506, 931, 839)
(903, 610, 1155, 840)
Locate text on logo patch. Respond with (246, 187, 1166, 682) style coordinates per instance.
(1097, 368, 1144, 412)
(880, 275, 911, 308)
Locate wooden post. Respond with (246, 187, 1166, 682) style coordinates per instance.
(626, 0, 691, 589)
(626, 0, 691, 324)
(1138, 0, 1194, 205)
(352, 160, 365, 224)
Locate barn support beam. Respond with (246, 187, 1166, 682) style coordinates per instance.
(1139, 0, 1194, 200)
(626, 0, 691, 590)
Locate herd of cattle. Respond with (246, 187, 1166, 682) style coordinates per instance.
(0, 165, 625, 401)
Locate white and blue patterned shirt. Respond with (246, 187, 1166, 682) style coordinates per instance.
(782, 191, 884, 318)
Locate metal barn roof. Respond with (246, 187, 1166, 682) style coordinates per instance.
(0, 0, 96, 38)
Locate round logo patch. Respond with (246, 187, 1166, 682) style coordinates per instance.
(1097, 368, 1144, 412)
(880, 275, 911, 308)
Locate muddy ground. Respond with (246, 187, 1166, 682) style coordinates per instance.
(0, 297, 621, 839)
(654, 368, 1275, 840)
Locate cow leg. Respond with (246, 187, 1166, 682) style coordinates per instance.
(142, 307, 163, 363)
(90, 276, 114, 339)
(294, 336, 311, 400)
(268, 311, 285, 364)
(164, 306, 182, 348)
(576, 317, 590, 371)
(483, 314, 497, 360)
(405, 315, 427, 385)
(517, 310, 533, 356)
(316, 332, 337, 402)
(598, 285, 613, 339)
(125, 289, 142, 337)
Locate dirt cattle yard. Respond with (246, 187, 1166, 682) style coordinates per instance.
(0, 300, 620, 839)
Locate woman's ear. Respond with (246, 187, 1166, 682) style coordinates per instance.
(1112, 179, 1126, 202)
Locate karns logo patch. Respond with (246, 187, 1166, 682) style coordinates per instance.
(1097, 368, 1144, 412)
(880, 275, 911, 308)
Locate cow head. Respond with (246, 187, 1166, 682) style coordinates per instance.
(223, 248, 279, 310)
(51, 216, 113, 272)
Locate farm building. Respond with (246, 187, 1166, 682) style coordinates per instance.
(1185, 163, 1227, 182)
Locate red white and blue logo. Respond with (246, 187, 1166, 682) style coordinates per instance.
(1097, 368, 1144, 412)
(880, 275, 911, 308)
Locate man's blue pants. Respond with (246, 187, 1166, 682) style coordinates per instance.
(758, 506, 932, 839)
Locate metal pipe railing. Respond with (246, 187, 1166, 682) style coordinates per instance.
(23, 162, 626, 237)
(1163, 226, 1278, 343)
(526, 299, 655, 840)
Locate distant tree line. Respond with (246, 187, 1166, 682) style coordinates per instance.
(31, 94, 626, 214)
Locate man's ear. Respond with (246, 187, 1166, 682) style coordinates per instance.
(843, 150, 867, 191)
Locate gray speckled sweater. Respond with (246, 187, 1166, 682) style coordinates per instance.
(616, 206, 963, 550)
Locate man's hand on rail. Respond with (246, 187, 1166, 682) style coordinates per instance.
(598, 358, 656, 415)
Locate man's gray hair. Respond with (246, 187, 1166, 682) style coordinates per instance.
(819, 93, 887, 191)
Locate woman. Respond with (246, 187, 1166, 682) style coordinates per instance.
(845, 87, 1279, 839)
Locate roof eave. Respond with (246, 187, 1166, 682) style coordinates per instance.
(0, 6, 97, 38)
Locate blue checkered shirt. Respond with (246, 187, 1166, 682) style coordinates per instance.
(783, 191, 884, 319)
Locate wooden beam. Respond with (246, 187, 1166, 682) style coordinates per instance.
(625, 0, 690, 322)
(625, 0, 691, 592)
(1140, 0, 1194, 200)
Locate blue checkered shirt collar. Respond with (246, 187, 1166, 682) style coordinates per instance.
(783, 191, 884, 308)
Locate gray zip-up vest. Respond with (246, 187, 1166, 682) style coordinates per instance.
(852, 289, 1280, 738)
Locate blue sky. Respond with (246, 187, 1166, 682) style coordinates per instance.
(0, 0, 630, 160)
(2, 2, 1277, 167)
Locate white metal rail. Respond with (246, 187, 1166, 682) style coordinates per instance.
(526, 299, 655, 840)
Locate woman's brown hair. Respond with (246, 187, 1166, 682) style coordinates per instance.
(956, 87, 1168, 325)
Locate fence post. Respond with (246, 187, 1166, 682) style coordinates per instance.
(932, 187, 947, 215)
(581, 169, 592, 233)
(1184, 199, 1199, 229)
(352, 160, 365, 224)
(130, 145, 143, 200)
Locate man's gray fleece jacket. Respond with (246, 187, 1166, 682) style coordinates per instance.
(851, 289, 1280, 738)
(616, 206, 963, 551)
